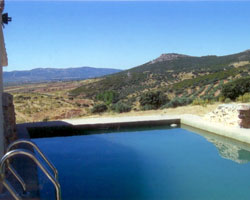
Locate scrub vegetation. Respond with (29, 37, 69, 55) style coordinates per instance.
(70, 50, 250, 111)
(4, 50, 250, 123)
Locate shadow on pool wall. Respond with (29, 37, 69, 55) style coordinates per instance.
(182, 124, 250, 164)
(23, 120, 180, 139)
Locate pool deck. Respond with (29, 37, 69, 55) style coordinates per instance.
(181, 114, 250, 144)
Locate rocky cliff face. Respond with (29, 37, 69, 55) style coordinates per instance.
(150, 53, 190, 64)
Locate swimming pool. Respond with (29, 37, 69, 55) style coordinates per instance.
(32, 125, 250, 200)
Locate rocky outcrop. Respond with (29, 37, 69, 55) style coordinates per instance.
(150, 53, 190, 64)
(204, 104, 250, 128)
(2, 92, 17, 147)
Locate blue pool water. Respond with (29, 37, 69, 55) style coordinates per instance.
(32, 126, 250, 200)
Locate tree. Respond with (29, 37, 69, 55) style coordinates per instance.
(139, 91, 169, 110)
(96, 91, 119, 105)
(221, 77, 250, 100)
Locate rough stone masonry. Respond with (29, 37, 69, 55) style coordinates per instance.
(238, 104, 250, 128)
(204, 104, 250, 128)
(2, 92, 17, 148)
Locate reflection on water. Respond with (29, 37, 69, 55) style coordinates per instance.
(206, 138, 250, 164)
(182, 124, 250, 164)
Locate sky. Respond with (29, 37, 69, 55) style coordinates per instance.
(3, 1, 250, 71)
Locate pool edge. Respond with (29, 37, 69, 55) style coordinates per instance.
(16, 114, 250, 144)
(181, 114, 250, 145)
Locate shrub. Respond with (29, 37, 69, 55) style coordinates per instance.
(141, 104, 156, 111)
(161, 97, 193, 109)
(96, 91, 119, 105)
(91, 104, 108, 114)
(111, 102, 132, 113)
(170, 98, 183, 108)
(221, 77, 250, 100)
(139, 91, 169, 110)
(192, 98, 209, 106)
(219, 96, 225, 102)
(242, 93, 250, 102)
(236, 93, 250, 103)
(224, 98, 232, 103)
(43, 117, 49, 122)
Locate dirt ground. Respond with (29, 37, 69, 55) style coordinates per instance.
(75, 103, 220, 120)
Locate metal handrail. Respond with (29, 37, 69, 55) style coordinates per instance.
(6, 139, 58, 181)
(1, 178, 22, 200)
(0, 159, 26, 197)
(0, 149, 61, 200)
(7, 163, 26, 192)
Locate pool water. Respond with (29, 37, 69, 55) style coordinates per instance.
(32, 126, 250, 200)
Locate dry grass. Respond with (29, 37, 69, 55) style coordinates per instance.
(231, 61, 250, 68)
(79, 103, 220, 120)
(5, 80, 220, 124)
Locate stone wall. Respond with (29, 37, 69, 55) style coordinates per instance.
(238, 105, 250, 128)
(2, 92, 17, 148)
(204, 104, 250, 128)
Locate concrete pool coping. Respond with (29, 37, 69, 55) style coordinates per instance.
(62, 115, 180, 127)
(181, 114, 250, 144)
(62, 114, 250, 145)
(17, 114, 249, 145)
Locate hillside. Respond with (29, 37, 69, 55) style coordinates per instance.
(5, 50, 250, 123)
(3, 67, 122, 85)
(70, 50, 250, 105)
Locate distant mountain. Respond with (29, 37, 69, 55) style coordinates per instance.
(3, 67, 122, 85)
(70, 50, 250, 103)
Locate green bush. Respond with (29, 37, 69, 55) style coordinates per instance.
(224, 98, 232, 103)
(139, 91, 169, 110)
(111, 102, 132, 113)
(91, 104, 108, 114)
(96, 91, 119, 105)
(161, 97, 193, 109)
(141, 104, 156, 111)
(219, 96, 225, 102)
(221, 77, 250, 100)
(236, 93, 250, 102)
(192, 98, 210, 106)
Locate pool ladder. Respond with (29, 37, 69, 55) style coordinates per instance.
(0, 139, 61, 200)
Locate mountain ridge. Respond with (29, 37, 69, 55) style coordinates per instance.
(70, 50, 250, 105)
(3, 66, 122, 85)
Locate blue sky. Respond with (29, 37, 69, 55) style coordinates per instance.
(3, 1, 250, 71)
